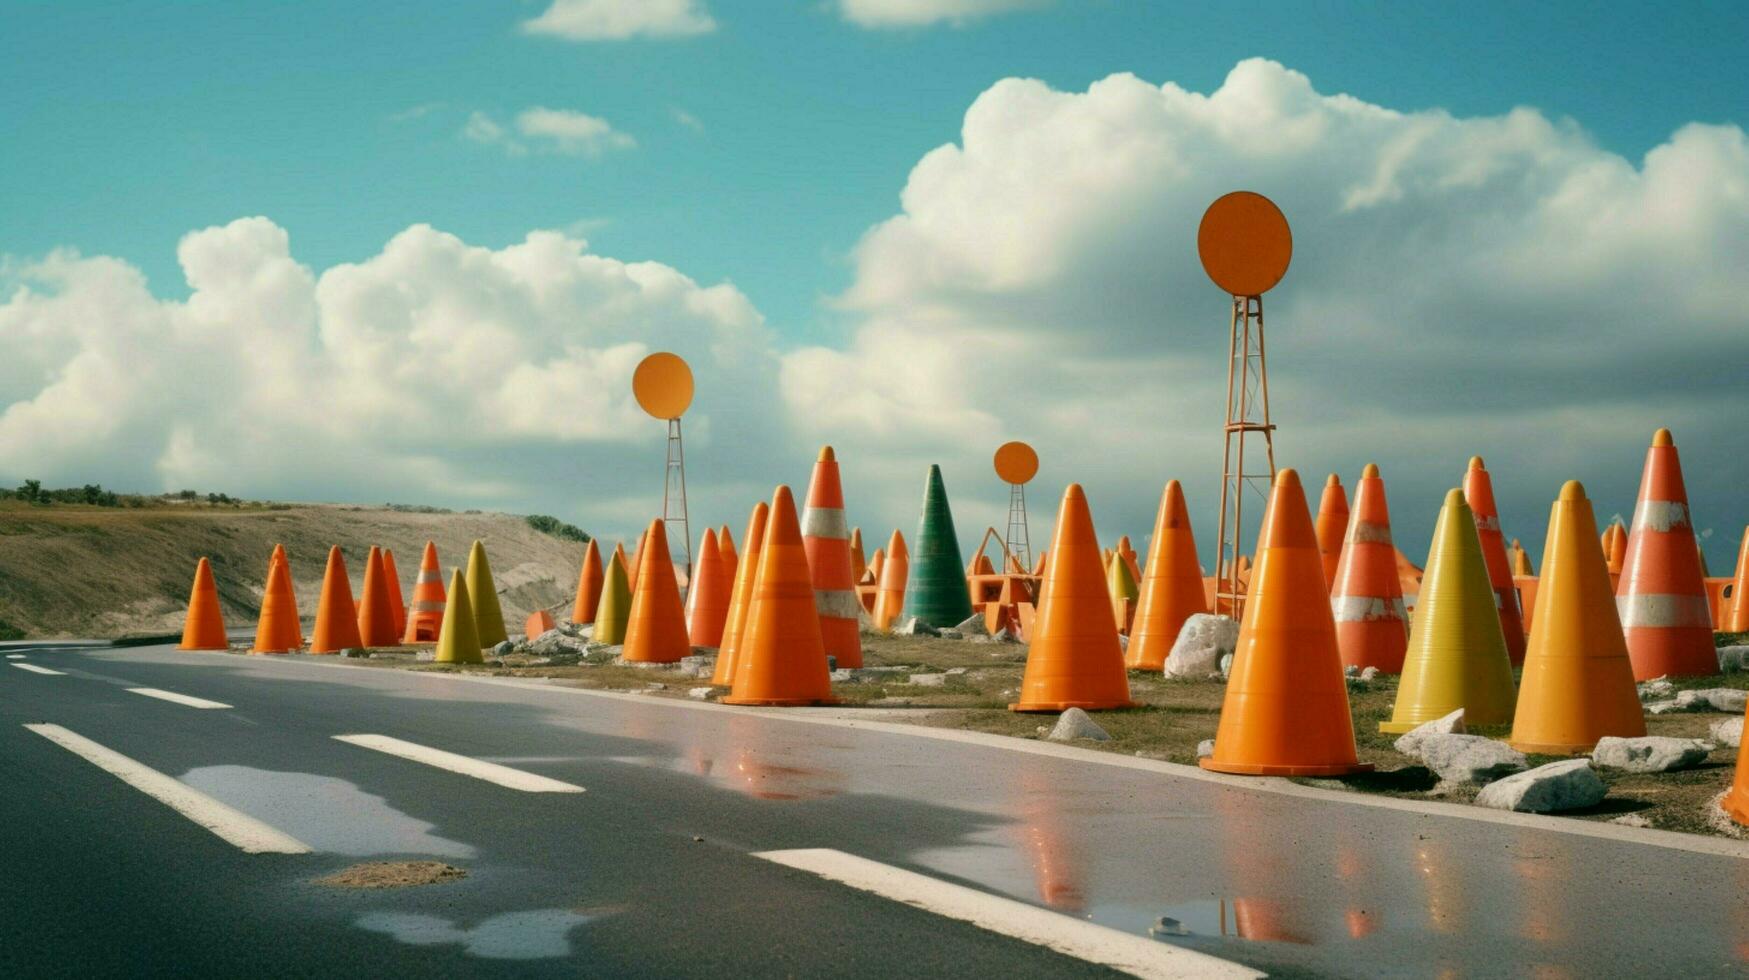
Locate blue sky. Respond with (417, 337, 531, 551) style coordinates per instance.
(3, 1, 1748, 567)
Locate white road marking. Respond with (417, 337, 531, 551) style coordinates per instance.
(12, 663, 65, 675)
(127, 687, 232, 710)
(333, 734, 584, 793)
(753, 849, 1261, 979)
(6, 653, 26, 659)
(22, 724, 310, 854)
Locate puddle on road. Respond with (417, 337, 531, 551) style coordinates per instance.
(180, 765, 474, 858)
(355, 908, 597, 959)
(609, 751, 846, 801)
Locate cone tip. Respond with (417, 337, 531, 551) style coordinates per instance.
(1063, 482, 1087, 500)
(1325, 473, 1340, 487)
(1652, 427, 1673, 447)
(1559, 479, 1587, 502)
(1275, 468, 1301, 489)
(1443, 487, 1465, 508)
(1361, 462, 1379, 479)
(1468, 455, 1484, 471)
(818, 445, 835, 462)
(772, 484, 795, 506)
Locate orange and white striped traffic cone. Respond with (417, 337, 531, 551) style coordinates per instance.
(1329, 464, 1409, 673)
(402, 541, 447, 644)
(802, 446, 862, 667)
(1618, 428, 1717, 678)
(1463, 457, 1527, 665)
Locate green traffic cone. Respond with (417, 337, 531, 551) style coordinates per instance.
(904, 464, 973, 627)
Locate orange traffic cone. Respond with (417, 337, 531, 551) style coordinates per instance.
(1510, 538, 1534, 577)
(1126, 481, 1209, 671)
(526, 609, 556, 641)
(251, 553, 301, 654)
(1315, 473, 1350, 591)
(627, 526, 649, 593)
(1508, 481, 1645, 753)
(1724, 527, 1749, 633)
(381, 548, 408, 641)
(1329, 464, 1408, 673)
(309, 546, 363, 654)
(270, 544, 304, 646)
(1011, 485, 1134, 712)
(1724, 715, 1749, 826)
(356, 546, 398, 647)
(1201, 469, 1371, 776)
(402, 541, 446, 644)
(723, 486, 839, 706)
(687, 528, 731, 647)
(1463, 457, 1527, 665)
(1606, 521, 1628, 575)
(873, 530, 909, 632)
(711, 502, 769, 686)
(718, 525, 738, 594)
(623, 518, 691, 664)
(849, 527, 867, 587)
(802, 446, 863, 667)
(178, 557, 229, 650)
(1618, 428, 1717, 679)
(571, 538, 603, 625)
(866, 547, 885, 587)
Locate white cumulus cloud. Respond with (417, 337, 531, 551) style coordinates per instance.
(521, 0, 715, 41)
(462, 107, 635, 157)
(838, 0, 1048, 29)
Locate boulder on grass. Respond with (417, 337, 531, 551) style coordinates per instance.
(1718, 645, 1749, 673)
(1474, 759, 1606, 813)
(1164, 614, 1238, 678)
(1591, 736, 1711, 773)
(1417, 734, 1527, 785)
(1675, 688, 1749, 713)
(1392, 709, 1467, 758)
(1711, 716, 1744, 748)
(893, 617, 939, 637)
(1046, 708, 1110, 743)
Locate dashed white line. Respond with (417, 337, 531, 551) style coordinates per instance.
(23, 724, 310, 854)
(126, 688, 232, 710)
(333, 734, 585, 793)
(12, 663, 65, 675)
(5, 653, 26, 659)
(752, 848, 1261, 979)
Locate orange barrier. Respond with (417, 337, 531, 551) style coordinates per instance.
(1618, 428, 1717, 679)
(801, 446, 862, 667)
(357, 546, 399, 647)
(382, 548, 408, 641)
(687, 528, 731, 647)
(1125, 481, 1209, 671)
(571, 539, 603, 625)
(178, 557, 229, 650)
(526, 609, 556, 640)
(1329, 464, 1409, 674)
(1201, 469, 1370, 776)
(874, 531, 909, 632)
(309, 546, 363, 654)
(1315, 473, 1350, 591)
(1723, 528, 1749, 633)
(1509, 481, 1645, 754)
(433, 567, 482, 664)
(711, 502, 769, 686)
(1010, 484, 1134, 712)
(402, 542, 446, 644)
(1463, 457, 1527, 665)
(723, 486, 839, 706)
(623, 518, 691, 664)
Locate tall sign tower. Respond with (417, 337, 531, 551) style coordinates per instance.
(632, 352, 695, 588)
(993, 441, 1039, 572)
(1197, 192, 1293, 618)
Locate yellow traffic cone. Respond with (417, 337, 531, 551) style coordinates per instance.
(465, 540, 509, 648)
(593, 544, 633, 645)
(1381, 489, 1517, 732)
(434, 568, 482, 664)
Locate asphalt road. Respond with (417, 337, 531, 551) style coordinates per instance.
(3, 643, 1746, 978)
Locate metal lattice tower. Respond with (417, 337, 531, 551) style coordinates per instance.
(1004, 482, 1032, 572)
(662, 418, 693, 590)
(1215, 293, 1276, 618)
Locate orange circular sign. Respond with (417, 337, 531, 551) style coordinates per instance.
(994, 441, 1039, 485)
(1197, 191, 1292, 296)
(632, 352, 694, 419)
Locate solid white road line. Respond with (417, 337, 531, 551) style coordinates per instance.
(126, 688, 232, 710)
(753, 849, 1261, 980)
(333, 734, 585, 793)
(22, 724, 310, 854)
(12, 663, 65, 675)
(5, 653, 26, 659)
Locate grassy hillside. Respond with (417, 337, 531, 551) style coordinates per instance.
(0, 500, 590, 639)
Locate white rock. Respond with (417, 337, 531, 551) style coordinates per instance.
(952, 615, 989, 636)
(1416, 734, 1528, 785)
(829, 669, 854, 683)
(1218, 653, 1234, 678)
(1196, 739, 1215, 759)
(1675, 688, 1749, 713)
(687, 687, 714, 700)
(1392, 709, 1467, 758)
(1644, 699, 1686, 714)
(1591, 736, 1711, 773)
(1711, 716, 1744, 748)
(1718, 645, 1749, 673)
(1343, 664, 1360, 678)
(908, 673, 947, 687)
(945, 667, 969, 675)
(1638, 677, 1675, 702)
(893, 617, 939, 637)
(1116, 633, 1129, 651)
(1164, 614, 1239, 678)
(1046, 708, 1110, 742)
(1474, 759, 1607, 813)
(491, 641, 515, 657)
(937, 629, 965, 640)
(1359, 666, 1381, 681)
(1610, 813, 1653, 828)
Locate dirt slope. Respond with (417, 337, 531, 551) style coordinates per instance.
(0, 502, 589, 639)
